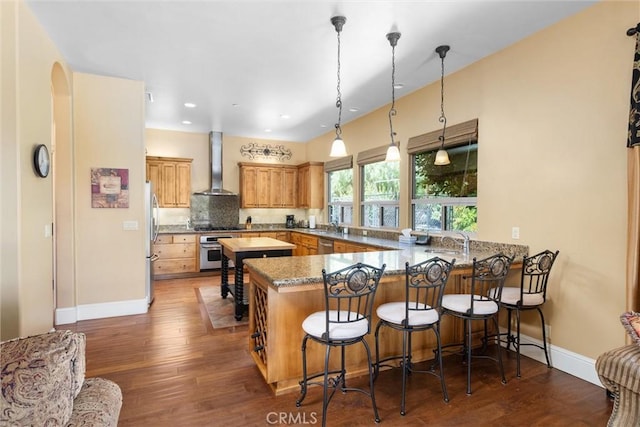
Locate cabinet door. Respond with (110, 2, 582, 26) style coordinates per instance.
(282, 168, 297, 208)
(146, 161, 162, 203)
(161, 163, 177, 207)
(269, 168, 284, 207)
(297, 166, 310, 208)
(240, 167, 259, 208)
(256, 168, 271, 207)
(175, 162, 191, 207)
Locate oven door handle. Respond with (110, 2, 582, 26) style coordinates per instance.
(201, 244, 222, 249)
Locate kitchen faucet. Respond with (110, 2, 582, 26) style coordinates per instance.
(330, 221, 340, 233)
(441, 233, 470, 255)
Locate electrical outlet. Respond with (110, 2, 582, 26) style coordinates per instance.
(123, 220, 139, 230)
(511, 226, 520, 239)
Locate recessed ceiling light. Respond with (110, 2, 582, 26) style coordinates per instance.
(232, 103, 240, 107)
(320, 124, 328, 128)
(264, 128, 272, 133)
(349, 107, 359, 112)
(394, 83, 404, 89)
(182, 120, 192, 125)
(184, 102, 196, 108)
(280, 114, 290, 119)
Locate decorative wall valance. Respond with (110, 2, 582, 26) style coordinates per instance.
(324, 155, 353, 172)
(407, 118, 478, 154)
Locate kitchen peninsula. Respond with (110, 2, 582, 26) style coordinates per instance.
(243, 244, 527, 395)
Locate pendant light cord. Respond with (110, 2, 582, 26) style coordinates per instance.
(335, 25, 343, 139)
(388, 40, 397, 144)
(438, 49, 447, 145)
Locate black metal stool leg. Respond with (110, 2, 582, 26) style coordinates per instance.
(537, 307, 552, 368)
(296, 335, 309, 406)
(361, 338, 381, 423)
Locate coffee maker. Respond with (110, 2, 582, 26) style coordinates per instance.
(286, 215, 295, 229)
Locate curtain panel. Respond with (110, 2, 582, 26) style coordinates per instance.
(627, 25, 640, 315)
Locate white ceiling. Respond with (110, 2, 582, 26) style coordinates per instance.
(26, 0, 596, 142)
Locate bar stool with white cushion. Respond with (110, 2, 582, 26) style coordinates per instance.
(373, 257, 456, 416)
(441, 253, 514, 395)
(296, 262, 386, 427)
(490, 249, 559, 378)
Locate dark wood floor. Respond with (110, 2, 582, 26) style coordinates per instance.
(68, 276, 612, 426)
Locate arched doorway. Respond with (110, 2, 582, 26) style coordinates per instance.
(51, 62, 74, 325)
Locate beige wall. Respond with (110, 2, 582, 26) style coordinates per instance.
(1, 0, 71, 339)
(73, 73, 146, 305)
(305, 1, 636, 358)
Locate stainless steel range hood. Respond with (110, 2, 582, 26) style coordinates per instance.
(194, 131, 237, 195)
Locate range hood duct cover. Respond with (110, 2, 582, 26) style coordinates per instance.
(195, 131, 237, 195)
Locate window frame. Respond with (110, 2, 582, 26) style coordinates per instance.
(408, 119, 479, 234)
(325, 156, 354, 225)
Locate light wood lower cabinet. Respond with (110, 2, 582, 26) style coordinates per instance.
(290, 232, 317, 256)
(334, 241, 368, 253)
(153, 234, 197, 276)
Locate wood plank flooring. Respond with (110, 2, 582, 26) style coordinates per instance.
(68, 276, 612, 426)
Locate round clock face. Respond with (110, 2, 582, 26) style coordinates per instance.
(33, 144, 50, 178)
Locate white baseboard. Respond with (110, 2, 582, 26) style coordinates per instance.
(498, 327, 603, 388)
(55, 298, 148, 325)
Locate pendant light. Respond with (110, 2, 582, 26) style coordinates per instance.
(385, 32, 401, 162)
(434, 45, 451, 166)
(329, 16, 347, 157)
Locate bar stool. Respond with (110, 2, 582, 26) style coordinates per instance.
(373, 257, 456, 416)
(296, 262, 386, 427)
(441, 253, 514, 395)
(492, 249, 559, 377)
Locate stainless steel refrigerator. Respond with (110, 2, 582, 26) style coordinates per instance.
(145, 181, 159, 305)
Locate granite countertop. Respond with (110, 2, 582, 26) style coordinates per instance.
(244, 245, 525, 290)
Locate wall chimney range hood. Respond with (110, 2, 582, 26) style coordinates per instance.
(195, 131, 237, 195)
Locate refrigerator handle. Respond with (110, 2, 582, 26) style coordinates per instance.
(152, 193, 160, 243)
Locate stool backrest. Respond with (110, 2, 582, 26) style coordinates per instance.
(471, 253, 515, 312)
(321, 262, 386, 337)
(520, 249, 559, 304)
(404, 257, 456, 326)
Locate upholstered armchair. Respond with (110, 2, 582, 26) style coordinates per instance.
(1, 329, 122, 426)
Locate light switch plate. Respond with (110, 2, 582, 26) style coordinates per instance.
(123, 220, 139, 230)
(511, 226, 520, 239)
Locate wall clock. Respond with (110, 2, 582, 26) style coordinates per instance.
(33, 144, 50, 178)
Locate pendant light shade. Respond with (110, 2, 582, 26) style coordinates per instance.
(329, 16, 347, 157)
(385, 31, 401, 162)
(385, 143, 400, 162)
(434, 45, 451, 166)
(434, 148, 450, 165)
(330, 137, 347, 157)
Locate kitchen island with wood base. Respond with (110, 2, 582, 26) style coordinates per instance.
(243, 247, 525, 395)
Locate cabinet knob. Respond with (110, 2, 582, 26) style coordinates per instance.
(254, 345, 264, 352)
(251, 331, 261, 339)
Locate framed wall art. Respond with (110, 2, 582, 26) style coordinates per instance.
(91, 167, 129, 208)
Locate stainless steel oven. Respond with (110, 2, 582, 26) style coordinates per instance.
(199, 235, 234, 271)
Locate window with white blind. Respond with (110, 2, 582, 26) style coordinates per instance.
(325, 156, 354, 225)
(409, 119, 478, 233)
(358, 145, 400, 228)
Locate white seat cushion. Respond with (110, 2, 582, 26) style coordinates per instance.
(376, 302, 439, 326)
(441, 294, 498, 315)
(302, 310, 369, 340)
(490, 287, 544, 307)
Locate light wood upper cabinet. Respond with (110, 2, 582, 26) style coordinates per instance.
(297, 162, 324, 209)
(239, 163, 298, 208)
(146, 156, 192, 208)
